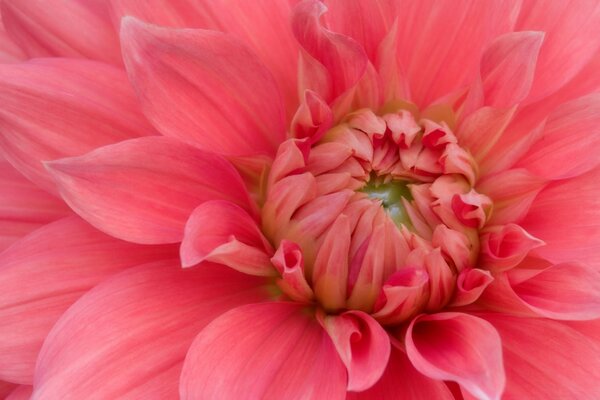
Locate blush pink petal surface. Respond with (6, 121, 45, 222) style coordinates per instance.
(0, 0, 598, 399)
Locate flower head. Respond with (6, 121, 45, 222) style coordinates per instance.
(0, 1, 599, 399)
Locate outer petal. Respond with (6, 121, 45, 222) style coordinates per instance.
(508, 262, 600, 320)
(111, 0, 298, 118)
(394, 0, 520, 106)
(406, 313, 505, 400)
(32, 262, 268, 399)
(0, 58, 155, 195)
(522, 168, 600, 269)
(480, 314, 600, 399)
(516, 0, 600, 103)
(476, 169, 546, 225)
(180, 200, 275, 276)
(517, 94, 600, 179)
(0, 216, 177, 383)
(120, 17, 285, 157)
(320, 310, 390, 392)
(6, 386, 32, 400)
(347, 346, 455, 400)
(180, 302, 347, 400)
(292, 0, 368, 102)
(0, 14, 24, 63)
(1, 0, 121, 64)
(0, 157, 70, 251)
(47, 137, 252, 245)
(479, 31, 544, 108)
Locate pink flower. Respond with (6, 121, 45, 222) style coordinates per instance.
(0, 0, 599, 399)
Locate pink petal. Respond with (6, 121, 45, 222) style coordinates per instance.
(0, 381, 17, 398)
(517, 93, 600, 179)
(191, 0, 299, 120)
(522, 168, 600, 269)
(476, 169, 546, 225)
(347, 346, 455, 400)
(0, 216, 177, 384)
(0, 158, 70, 251)
(320, 310, 390, 392)
(480, 313, 600, 399)
(32, 262, 267, 399)
(291, 90, 333, 143)
(516, 0, 600, 103)
(0, 18, 24, 63)
(456, 106, 516, 163)
(109, 0, 217, 28)
(180, 200, 275, 276)
(451, 268, 494, 307)
(0, 58, 155, 195)
(372, 268, 429, 325)
(271, 240, 314, 303)
(120, 17, 285, 157)
(6, 385, 32, 400)
(291, 0, 368, 102)
(480, 31, 544, 107)
(406, 313, 505, 400)
(394, 0, 520, 106)
(1, 0, 121, 64)
(47, 137, 252, 245)
(508, 262, 600, 320)
(480, 224, 545, 272)
(180, 302, 347, 400)
(323, 0, 395, 62)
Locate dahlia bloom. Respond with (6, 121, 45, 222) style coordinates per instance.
(1, 0, 600, 399)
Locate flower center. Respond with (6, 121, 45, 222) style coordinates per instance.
(361, 177, 413, 229)
(263, 107, 492, 321)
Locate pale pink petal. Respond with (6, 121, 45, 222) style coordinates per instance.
(0, 216, 177, 384)
(508, 262, 600, 320)
(320, 310, 390, 392)
(313, 214, 351, 310)
(517, 93, 600, 179)
(120, 17, 285, 157)
(6, 385, 32, 400)
(32, 262, 268, 399)
(406, 313, 505, 400)
(516, 0, 600, 103)
(395, 0, 520, 106)
(0, 58, 155, 195)
(522, 168, 600, 269)
(480, 313, 600, 399)
(292, 0, 368, 102)
(479, 31, 544, 108)
(0, 157, 70, 251)
(180, 302, 347, 400)
(1, 0, 121, 64)
(180, 200, 275, 276)
(347, 346, 455, 400)
(47, 137, 252, 245)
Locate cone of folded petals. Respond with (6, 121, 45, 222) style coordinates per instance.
(0, 0, 599, 399)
